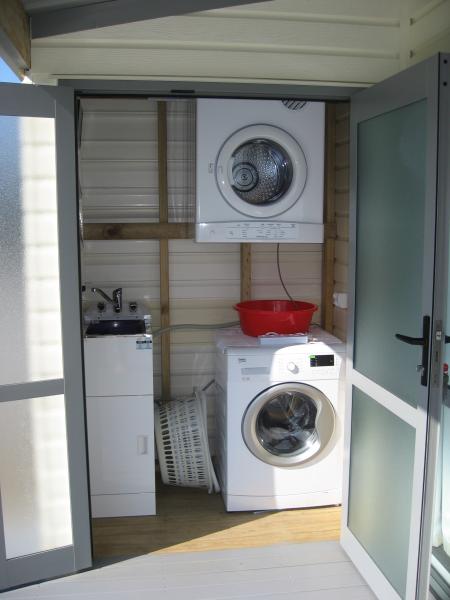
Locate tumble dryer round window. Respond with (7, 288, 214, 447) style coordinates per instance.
(229, 138, 293, 205)
(216, 124, 307, 219)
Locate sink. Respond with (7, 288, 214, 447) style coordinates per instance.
(85, 319, 146, 336)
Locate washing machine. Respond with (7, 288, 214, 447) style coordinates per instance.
(196, 99, 325, 243)
(214, 326, 345, 512)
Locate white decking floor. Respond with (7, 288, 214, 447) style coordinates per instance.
(2, 541, 377, 599)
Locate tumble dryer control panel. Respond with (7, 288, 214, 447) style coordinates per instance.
(196, 221, 324, 243)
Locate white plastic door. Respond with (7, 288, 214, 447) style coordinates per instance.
(341, 54, 448, 600)
(0, 82, 91, 590)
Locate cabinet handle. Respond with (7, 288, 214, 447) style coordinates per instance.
(137, 435, 148, 455)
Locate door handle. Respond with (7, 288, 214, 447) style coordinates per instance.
(445, 336, 450, 344)
(395, 315, 430, 386)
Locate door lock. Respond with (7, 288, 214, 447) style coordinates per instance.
(395, 315, 430, 386)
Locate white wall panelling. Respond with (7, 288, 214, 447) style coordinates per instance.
(405, 0, 450, 63)
(79, 98, 195, 223)
(79, 97, 322, 447)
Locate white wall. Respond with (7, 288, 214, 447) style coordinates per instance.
(404, 0, 450, 64)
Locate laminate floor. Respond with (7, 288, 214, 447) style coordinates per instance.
(2, 541, 377, 599)
(92, 479, 341, 557)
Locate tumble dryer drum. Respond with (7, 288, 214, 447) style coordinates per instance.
(242, 382, 335, 467)
(215, 125, 308, 219)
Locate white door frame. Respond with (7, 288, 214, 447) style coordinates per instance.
(417, 53, 450, 599)
(341, 54, 442, 600)
(0, 82, 92, 590)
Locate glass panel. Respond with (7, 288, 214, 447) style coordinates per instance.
(229, 139, 293, 205)
(256, 392, 318, 456)
(348, 387, 415, 599)
(354, 100, 426, 407)
(0, 115, 63, 385)
(0, 395, 73, 558)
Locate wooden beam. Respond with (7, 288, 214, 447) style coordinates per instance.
(30, 0, 263, 39)
(0, 0, 30, 73)
(158, 101, 171, 403)
(321, 103, 337, 334)
(83, 222, 194, 241)
(240, 244, 252, 302)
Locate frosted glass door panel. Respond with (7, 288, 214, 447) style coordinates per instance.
(0, 395, 73, 559)
(348, 387, 415, 598)
(0, 115, 63, 386)
(354, 100, 426, 408)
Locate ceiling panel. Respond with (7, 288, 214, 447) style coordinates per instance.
(23, 0, 106, 14)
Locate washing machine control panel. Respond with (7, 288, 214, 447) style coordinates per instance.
(274, 354, 341, 380)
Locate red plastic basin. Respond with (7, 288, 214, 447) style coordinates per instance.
(234, 300, 318, 337)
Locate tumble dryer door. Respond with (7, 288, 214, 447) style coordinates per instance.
(242, 382, 335, 467)
(216, 125, 307, 219)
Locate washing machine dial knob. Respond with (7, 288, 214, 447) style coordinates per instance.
(287, 361, 298, 373)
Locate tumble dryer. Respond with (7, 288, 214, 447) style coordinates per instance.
(196, 99, 325, 243)
(214, 327, 345, 511)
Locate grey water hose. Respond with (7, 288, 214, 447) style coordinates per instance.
(152, 321, 239, 337)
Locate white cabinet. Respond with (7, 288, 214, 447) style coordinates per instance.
(86, 395, 155, 517)
(84, 333, 155, 517)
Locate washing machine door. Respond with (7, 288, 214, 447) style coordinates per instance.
(242, 382, 336, 467)
(215, 125, 308, 219)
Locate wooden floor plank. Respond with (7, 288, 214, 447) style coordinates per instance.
(92, 479, 341, 557)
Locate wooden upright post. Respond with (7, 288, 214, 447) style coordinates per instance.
(0, 0, 31, 74)
(240, 243, 252, 302)
(322, 103, 337, 333)
(158, 102, 171, 402)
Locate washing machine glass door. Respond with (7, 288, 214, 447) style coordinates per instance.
(216, 125, 308, 219)
(242, 382, 336, 467)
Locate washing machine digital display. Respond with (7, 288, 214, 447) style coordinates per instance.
(310, 355, 335, 367)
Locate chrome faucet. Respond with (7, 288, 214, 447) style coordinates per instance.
(91, 287, 123, 313)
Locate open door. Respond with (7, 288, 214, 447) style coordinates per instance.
(341, 54, 446, 599)
(0, 83, 91, 590)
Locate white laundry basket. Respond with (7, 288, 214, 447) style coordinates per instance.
(155, 388, 220, 493)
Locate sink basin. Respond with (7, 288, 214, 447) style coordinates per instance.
(85, 319, 146, 336)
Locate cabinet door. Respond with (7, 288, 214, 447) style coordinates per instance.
(86, 395, 154, 495)
(84, 338, 153, 397)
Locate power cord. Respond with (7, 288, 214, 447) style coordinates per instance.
(276, 243, 295, 302)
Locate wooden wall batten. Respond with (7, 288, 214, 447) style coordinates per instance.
(158, 101, 171, 402)
(240, 243, 252, 302)
(333, 103, 350, 341)
(321, 103, 337, 334)
(83, 222, 194, 240)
